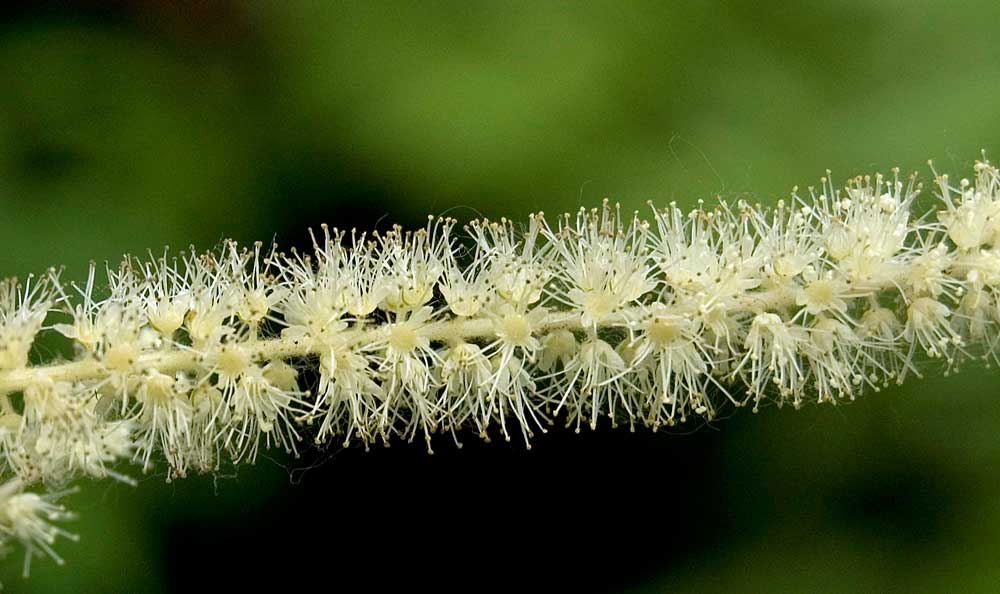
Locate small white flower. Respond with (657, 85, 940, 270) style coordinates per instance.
(308, 340, 382, 447)
(738, 313, 808, 406)
(438, 342, 492, 440)
(546, 201, 656, 329)
(1, 156, 1000, 576)
(132, 370, 194, 475)
(0, 479, 78, 577)
(628, 305, 720, 425)
(796, 276, 849, 316)
(216, 360, 307, 464)
(0, 277, 52, 371)
(904, 297, 963, 360)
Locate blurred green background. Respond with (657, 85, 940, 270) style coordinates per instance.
(2, 1, 1000, 592)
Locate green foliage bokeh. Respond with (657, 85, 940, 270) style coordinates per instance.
(1, 2, 998, 591)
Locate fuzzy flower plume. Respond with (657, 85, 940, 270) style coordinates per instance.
(0, 157, 999, 574)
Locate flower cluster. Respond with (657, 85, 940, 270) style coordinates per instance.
(1, 157, 999, 574)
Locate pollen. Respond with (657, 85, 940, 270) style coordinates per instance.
(579, 290, 617, 326)
(798, 278, 846, 314)
(388, 324, 420, 353)
(498, 314, 533, 346)
(215, 344, 251, 377)
(646, 317, 683, 346)
(103, 343, 138, 372)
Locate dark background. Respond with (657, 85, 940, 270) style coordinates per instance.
(2, 2, 1000, 592)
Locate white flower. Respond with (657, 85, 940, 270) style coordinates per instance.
(227, 242, 288, 331)
(469, 214, 551, 308)
(0, 479, 77, 577)
(438, 230, 491, 318)
(308, 340, 382, 448)
(738, 313, 808, 406)
(935, 163, 1000, 250)
(490, 304, 545, 357)
(278, 227, 350, 344)
(379, 219, 449, 314)
(278, 286, 349, 346)
(216, 360, 307, 464)
(0, 277, 51, 371)
(1, 156, 1000, 576)
(438, 342, 492, 440)
(803, 317, 862, 403)
(536, 329, 577, 373)
(547, 337, 630, 432)
(628, 305, 721, 425)
(651, 200, 762, 311)
(545, 201, 656, 329)
(341, 234, 391, 317)
(904, 297, 963, 360)
(132, 370, 194, 476)
(18, 378, 133, 484)
(486, 353, 544, 446)
(372, 306, 442, 447)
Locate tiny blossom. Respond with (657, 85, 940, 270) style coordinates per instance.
(227, 242, 288, 332)
(796, 275, 849, 316)
(182, 251, 237, 349)
(470, 215, 552, 309)
(18, 378, 133, 484)
(373, 306, 443, 447)
(545, 201, 656, 329)
(138, 253, 190, 340)
(0, 479, 77, 576)
(536, 329, 578, 373)
(487, 353, 545, 447)
(489, 304, 545, 358)
(628, 305, 721, 426)
(904, 297, 963, 360)
(0, 277, 52, 371)
(804, 317, 862, 403)
(220, 361, 306, 463)
(341, 233, 391, 317)
(132, 370, 194, 475)
(379, 219, 449, 314)
(439, 342, 493, 441)
(548, 337, 630, 432)
(183, 385, 225, 473)
(739, 312, 807, 406)
(307, 339, 382, 447)
(0, 157, 999, 574)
